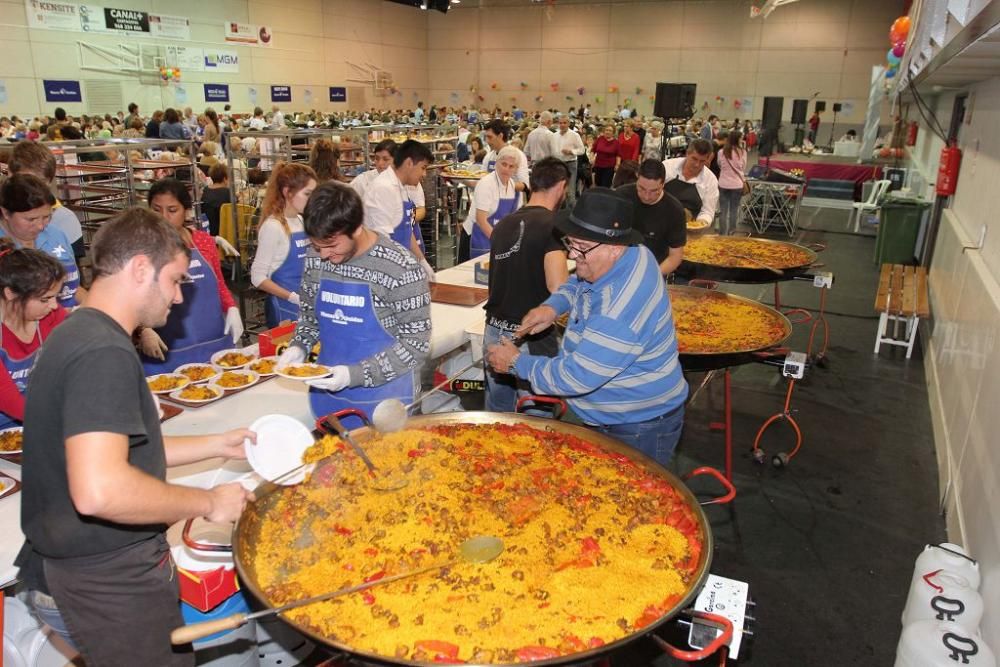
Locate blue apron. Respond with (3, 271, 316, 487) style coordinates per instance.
(143, 245, 230, 374)
(486, 152, 497, 173)
(0, 325, 42, 430)
(1, 226, 80, 309)
(308, 277, 415, 430)
(389, 184, 419, 252)
(470, 174, 519, 259)
(265, 229, 308, 328)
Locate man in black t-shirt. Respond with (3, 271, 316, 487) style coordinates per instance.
(484, 157, 570, 413)
(616, 159, 687, 276)
(17, 209, 254, 666)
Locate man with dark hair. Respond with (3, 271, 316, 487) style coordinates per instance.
(53, 107, 67, 123)
(482, 119, 528, 188)
(349, 138, 397, 200)
(483, 158, 569, 412)
(662, 138, 719, 228)
(616, 159, 687, 276)
(124, 102, 139, 128)
(17, 207, 254, 666)
(362, 139, 435, 278)
(700, 114, 718, 141)
(278, 183, 431, 427)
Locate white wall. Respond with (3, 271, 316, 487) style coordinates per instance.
(0, 0, 429, 117)
(912, 75, 1000, 650)
(427, 0, 901, 123)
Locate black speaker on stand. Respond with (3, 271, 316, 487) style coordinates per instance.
(791, 99, 808, 146)
(760, 96, 784, 158)
(654, 82, 697, 121)
(828, 102, 842, 148)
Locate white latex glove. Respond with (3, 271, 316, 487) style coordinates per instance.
(419, 258, 436, 283)
(215, 236, 239, 257)
(287, 291, 301, 306)
(139, 327, 168, 361)
(305, 365, 351, 392)
(276, 346, 305, 369)
(223, 307, 244, 344)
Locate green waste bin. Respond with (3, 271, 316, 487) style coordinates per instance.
(875, 200, 930, 265)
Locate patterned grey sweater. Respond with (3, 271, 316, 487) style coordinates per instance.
(290, 235, 431, 388)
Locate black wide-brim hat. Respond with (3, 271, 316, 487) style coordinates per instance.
(554, 187, 644, 246)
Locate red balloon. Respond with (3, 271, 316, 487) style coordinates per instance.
(893, 41, 906, 58)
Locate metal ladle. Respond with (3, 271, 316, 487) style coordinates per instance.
(372, 356, 491, 433)
(170, 535, 505, 645)
(319, 414, 407, 491)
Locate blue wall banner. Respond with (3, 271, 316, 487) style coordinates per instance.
(270, 85, 291, 103)
(329, 86, 347, 103)
(43, 80, 82, 103)
(204, 84, 230, 103)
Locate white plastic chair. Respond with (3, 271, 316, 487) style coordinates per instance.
(851, 179, 891, 232)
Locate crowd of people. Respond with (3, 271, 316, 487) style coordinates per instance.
(0, 98, 761, 663)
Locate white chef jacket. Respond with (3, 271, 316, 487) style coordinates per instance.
(662, 156, 720, 224)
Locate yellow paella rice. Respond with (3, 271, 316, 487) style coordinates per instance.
(249, 423, 703, 664)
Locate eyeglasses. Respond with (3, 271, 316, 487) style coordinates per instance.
(561, 237, 602, 259)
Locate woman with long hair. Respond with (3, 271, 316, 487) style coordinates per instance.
(139, 178, 242, 372)
(0, 174, 83, 308)
(251, 162, 317, 327)
(716, 129, 747, 236)
(0, 241, 66, 429)
(309, 138, 351, 184)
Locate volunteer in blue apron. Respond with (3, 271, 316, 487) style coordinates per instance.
(481, 119, 530, 184)
(277, 183, 431, 430)
(0, 242, 66, 430)
(362, 139, 436, 280)
(0, 174, 83, 309)
(250, 162, 317, 327)
(140, 179, 243, 373)
(464, 146, 522, 258)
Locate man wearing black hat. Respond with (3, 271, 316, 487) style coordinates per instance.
(486, 187, 688, 465)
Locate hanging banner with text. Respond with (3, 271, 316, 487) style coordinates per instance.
(224, 22, 273, 47)
(329, 87, 347, 103)
(43, 79, 83, 103)
(270, 85, 291, 103)
(25, 1, 190, 40)
(204, 84, 230, 103)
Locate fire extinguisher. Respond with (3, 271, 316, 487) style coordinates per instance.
(936, 143, 962, 196)
(906, 121, 918, 146)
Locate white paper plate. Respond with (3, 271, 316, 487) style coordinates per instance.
(215, 370, 260, 391)
(169, 383, 224, 404)
(0, 473, 17, 499)
(244, 414, 314, 484)
(274, 363, 333, 381)
(211, 348, 257, 369)
(146, 373, 190, 395)
(0, 426, 24, 455)
(175, 363, 222, 384)
(248, 355, 280, 377)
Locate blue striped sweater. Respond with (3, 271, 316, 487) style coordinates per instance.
(513, 245, 688, 425)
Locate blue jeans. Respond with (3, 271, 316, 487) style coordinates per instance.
(483, 322, 557, 415)
(718, 187, 743, 236)
(29, 590, 79, 650)
(594, 405, 685, 467)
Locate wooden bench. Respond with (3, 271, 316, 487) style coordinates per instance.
(874, 263, 930, 359)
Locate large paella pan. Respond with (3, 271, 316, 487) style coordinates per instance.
(678, 234, 819, 283)
(229, 412, 730, 665)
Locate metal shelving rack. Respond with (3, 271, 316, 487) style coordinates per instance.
(51, 137, 199, 248)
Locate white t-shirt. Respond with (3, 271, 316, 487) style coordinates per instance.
(248, 117, 267, 130)
(557, 129, 585, 162)
(525, 126, 559, 162)
(481, 146, 529, 185)
(250, 214, 304, 287)
(662, 156, 720, 224)
(363, 167, 411, 237)
(50, 204, 83, 244)
(463, 172, 518, 235)
(350, 168, 380, 201)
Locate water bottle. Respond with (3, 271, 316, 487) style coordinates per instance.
(895, 620, 995, 667)
(901, 569, 984, 634)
